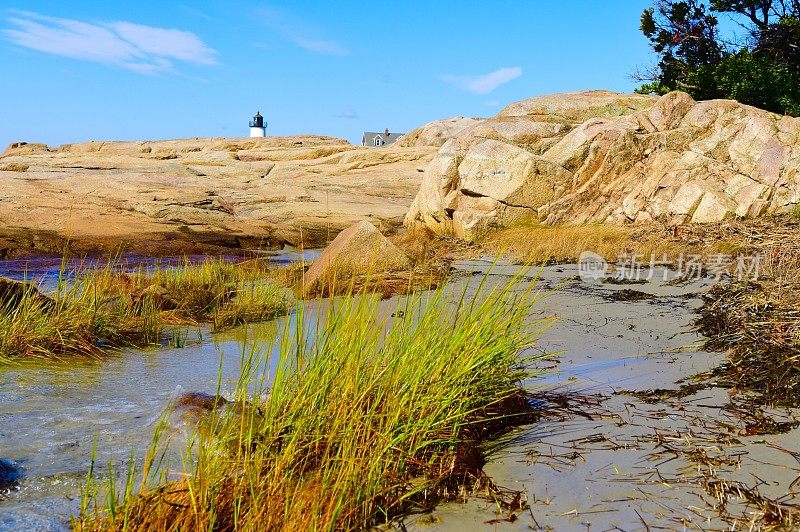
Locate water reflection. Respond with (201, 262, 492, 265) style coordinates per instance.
(0, 248, 322, 292)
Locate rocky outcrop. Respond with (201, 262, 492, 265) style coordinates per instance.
(396, 116, 484, 147)
(303, 221, 410, 294)
(1, 142, 50, 156)
(498, 90, 655, 121)
(404, 90, 800, 240)
(0, 136, 437, 255)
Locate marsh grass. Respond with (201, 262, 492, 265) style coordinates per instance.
(479, 221, 750, 264)
(128, 258, 289, 328)
(0, 258, 289, 360)
(77, 270, 551, 531)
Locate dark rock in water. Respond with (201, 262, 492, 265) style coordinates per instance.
(174, 392, 228, 424)
(0, 459, 22, 492)
(176, 391, 229, 413)
(0, 277, 54, 313)
(93, 338, 111, 348)
(172, 391, 263, 429)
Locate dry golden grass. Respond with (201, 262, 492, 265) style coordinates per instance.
(480, 222, 742, 263)
(0, 163, 29, 172)
(686, 215, 800, 412)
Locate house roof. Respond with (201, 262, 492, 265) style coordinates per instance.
(362, 132, 404, 145)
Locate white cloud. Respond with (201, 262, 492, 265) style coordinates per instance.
(294, 37, 348, 56)
(335, 108, 358, 119)
(3, 11, 218, 74)
(108, 22, 217, 64)
(257, 6, 348, 56)
(441, 67, 523, 95)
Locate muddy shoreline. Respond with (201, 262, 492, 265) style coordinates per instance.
(393, 261, 800, 530)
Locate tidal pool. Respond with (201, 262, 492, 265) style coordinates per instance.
(0, 247, 321, 290)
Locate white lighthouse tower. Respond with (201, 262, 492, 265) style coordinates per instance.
(249, 111, 266, 137)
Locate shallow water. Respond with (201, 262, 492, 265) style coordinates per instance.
(0, 259, 711, 530)
(0, 322, 291, 530)
(0, 247, 321, 291)
(0, 251, 317, 530)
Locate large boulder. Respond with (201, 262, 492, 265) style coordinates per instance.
(395, 116, 484, 147)
(497, 90, 655, 121)
(405, 90, 800, 240)
(303, 221, 410, 294)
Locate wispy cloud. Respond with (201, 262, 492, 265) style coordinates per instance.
(294, 37, 347, 56)
(3, 11, 218, 74)
(485, 100, 501, 107)
(441, 67, 523, 95)
(335, 108, 358, 119)
(256, 6, 347, 56)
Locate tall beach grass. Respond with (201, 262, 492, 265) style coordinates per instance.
(77, 271, 551, 530)
(0, 258, 289, 360)
(480, 221, 745, 263)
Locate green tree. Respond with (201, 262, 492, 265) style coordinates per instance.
(637, 0, 800, 115)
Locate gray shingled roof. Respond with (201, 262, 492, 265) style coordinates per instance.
(362, 132, 404, 146)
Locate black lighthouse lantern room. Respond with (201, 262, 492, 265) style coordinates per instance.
(250, 112, 264, 128)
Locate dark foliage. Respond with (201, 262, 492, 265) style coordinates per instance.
(638, 0, 800, 115)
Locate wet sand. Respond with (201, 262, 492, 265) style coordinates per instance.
(395, 262, 800, 530)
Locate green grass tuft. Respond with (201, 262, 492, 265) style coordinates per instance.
(0, 258, 289, 360)
(77, 270, 552, 531)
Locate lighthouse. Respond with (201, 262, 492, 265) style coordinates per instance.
(249, 111, 266, 137)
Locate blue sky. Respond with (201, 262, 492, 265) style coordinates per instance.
(0, 1, 655, 147)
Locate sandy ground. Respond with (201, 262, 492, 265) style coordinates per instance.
(391, 262, 800, 531)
